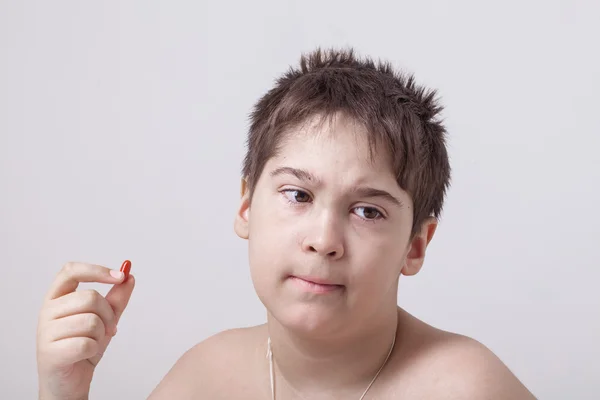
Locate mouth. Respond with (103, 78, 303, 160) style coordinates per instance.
(288, 275, 345, 294)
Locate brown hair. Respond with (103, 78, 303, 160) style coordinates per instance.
(242, 47, 451, 236)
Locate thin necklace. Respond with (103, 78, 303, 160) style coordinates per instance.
(266, 333, 397, 400)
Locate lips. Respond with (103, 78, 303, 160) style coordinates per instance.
(288, 275, 344, 293)
(291, 274, 340, 285)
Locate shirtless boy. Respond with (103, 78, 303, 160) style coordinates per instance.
(37, 48, 537, 399)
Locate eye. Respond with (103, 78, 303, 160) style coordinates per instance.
(282, 189, 312, 203)
(354, 206, 384, 221)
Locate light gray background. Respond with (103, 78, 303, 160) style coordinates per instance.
(1, 1, 599, 399)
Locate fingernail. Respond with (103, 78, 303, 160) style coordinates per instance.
(113, 325, 118, 335)
(110, 270, 124, 279)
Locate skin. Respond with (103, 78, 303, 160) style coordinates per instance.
(36, 112, 537, 399)
(146, 113, 537, 399)
(36, 264, 135, 400)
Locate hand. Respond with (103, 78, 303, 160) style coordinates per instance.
(36, 262, 135, 400)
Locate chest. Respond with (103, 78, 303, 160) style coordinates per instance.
(199, 372, 441, 400)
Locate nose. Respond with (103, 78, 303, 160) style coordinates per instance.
(302, 211, 345, 260)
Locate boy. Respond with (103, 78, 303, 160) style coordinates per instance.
(36, 47, 536, 399)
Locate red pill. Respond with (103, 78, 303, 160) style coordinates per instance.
(120, 260, 132, 282)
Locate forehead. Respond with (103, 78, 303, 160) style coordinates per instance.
(268, 113, 396, 183)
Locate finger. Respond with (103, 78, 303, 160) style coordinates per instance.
(45, 290, 118, 335)
(45, 337, 100, 368)
(46, 262, 125, 301)
(105, 274, 135, 324)
(45, 313, 108, 343)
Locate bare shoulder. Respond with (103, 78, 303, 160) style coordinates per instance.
(393, 310, 537, 399)
(426, 332, 537, 399)
(146, 324, 269, 400)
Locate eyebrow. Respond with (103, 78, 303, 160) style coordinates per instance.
(270, 167, 321, 184)
(350, 187, 404, 207)
(269, 166, 403, 207)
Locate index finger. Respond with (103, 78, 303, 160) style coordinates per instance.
(46, 262, 125, 301)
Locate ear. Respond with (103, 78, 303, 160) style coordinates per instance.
(401, 217, 438, 276)
(233, 178, 251, 240)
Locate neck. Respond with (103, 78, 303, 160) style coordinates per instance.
(266, 305, 400, 398)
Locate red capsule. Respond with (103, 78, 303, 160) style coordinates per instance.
(120, 260, 132, 282)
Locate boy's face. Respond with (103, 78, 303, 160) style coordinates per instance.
(235, 113, 436, 335)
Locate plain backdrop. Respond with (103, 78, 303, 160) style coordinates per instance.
(1, 1, 599, 399)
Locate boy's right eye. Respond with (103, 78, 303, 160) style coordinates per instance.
(282, 189, 312, 203)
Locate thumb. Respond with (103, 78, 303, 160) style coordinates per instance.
(105, 274, 136, 324)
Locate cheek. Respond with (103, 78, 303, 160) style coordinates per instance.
(247, 201, 296, 279)
(249, 194, 300, 248)
(247, 210, 298, 308)
(348, 235, 407, 287)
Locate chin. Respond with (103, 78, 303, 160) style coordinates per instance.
(253, 274, 351, 336)
(268, 299, 349, 338)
